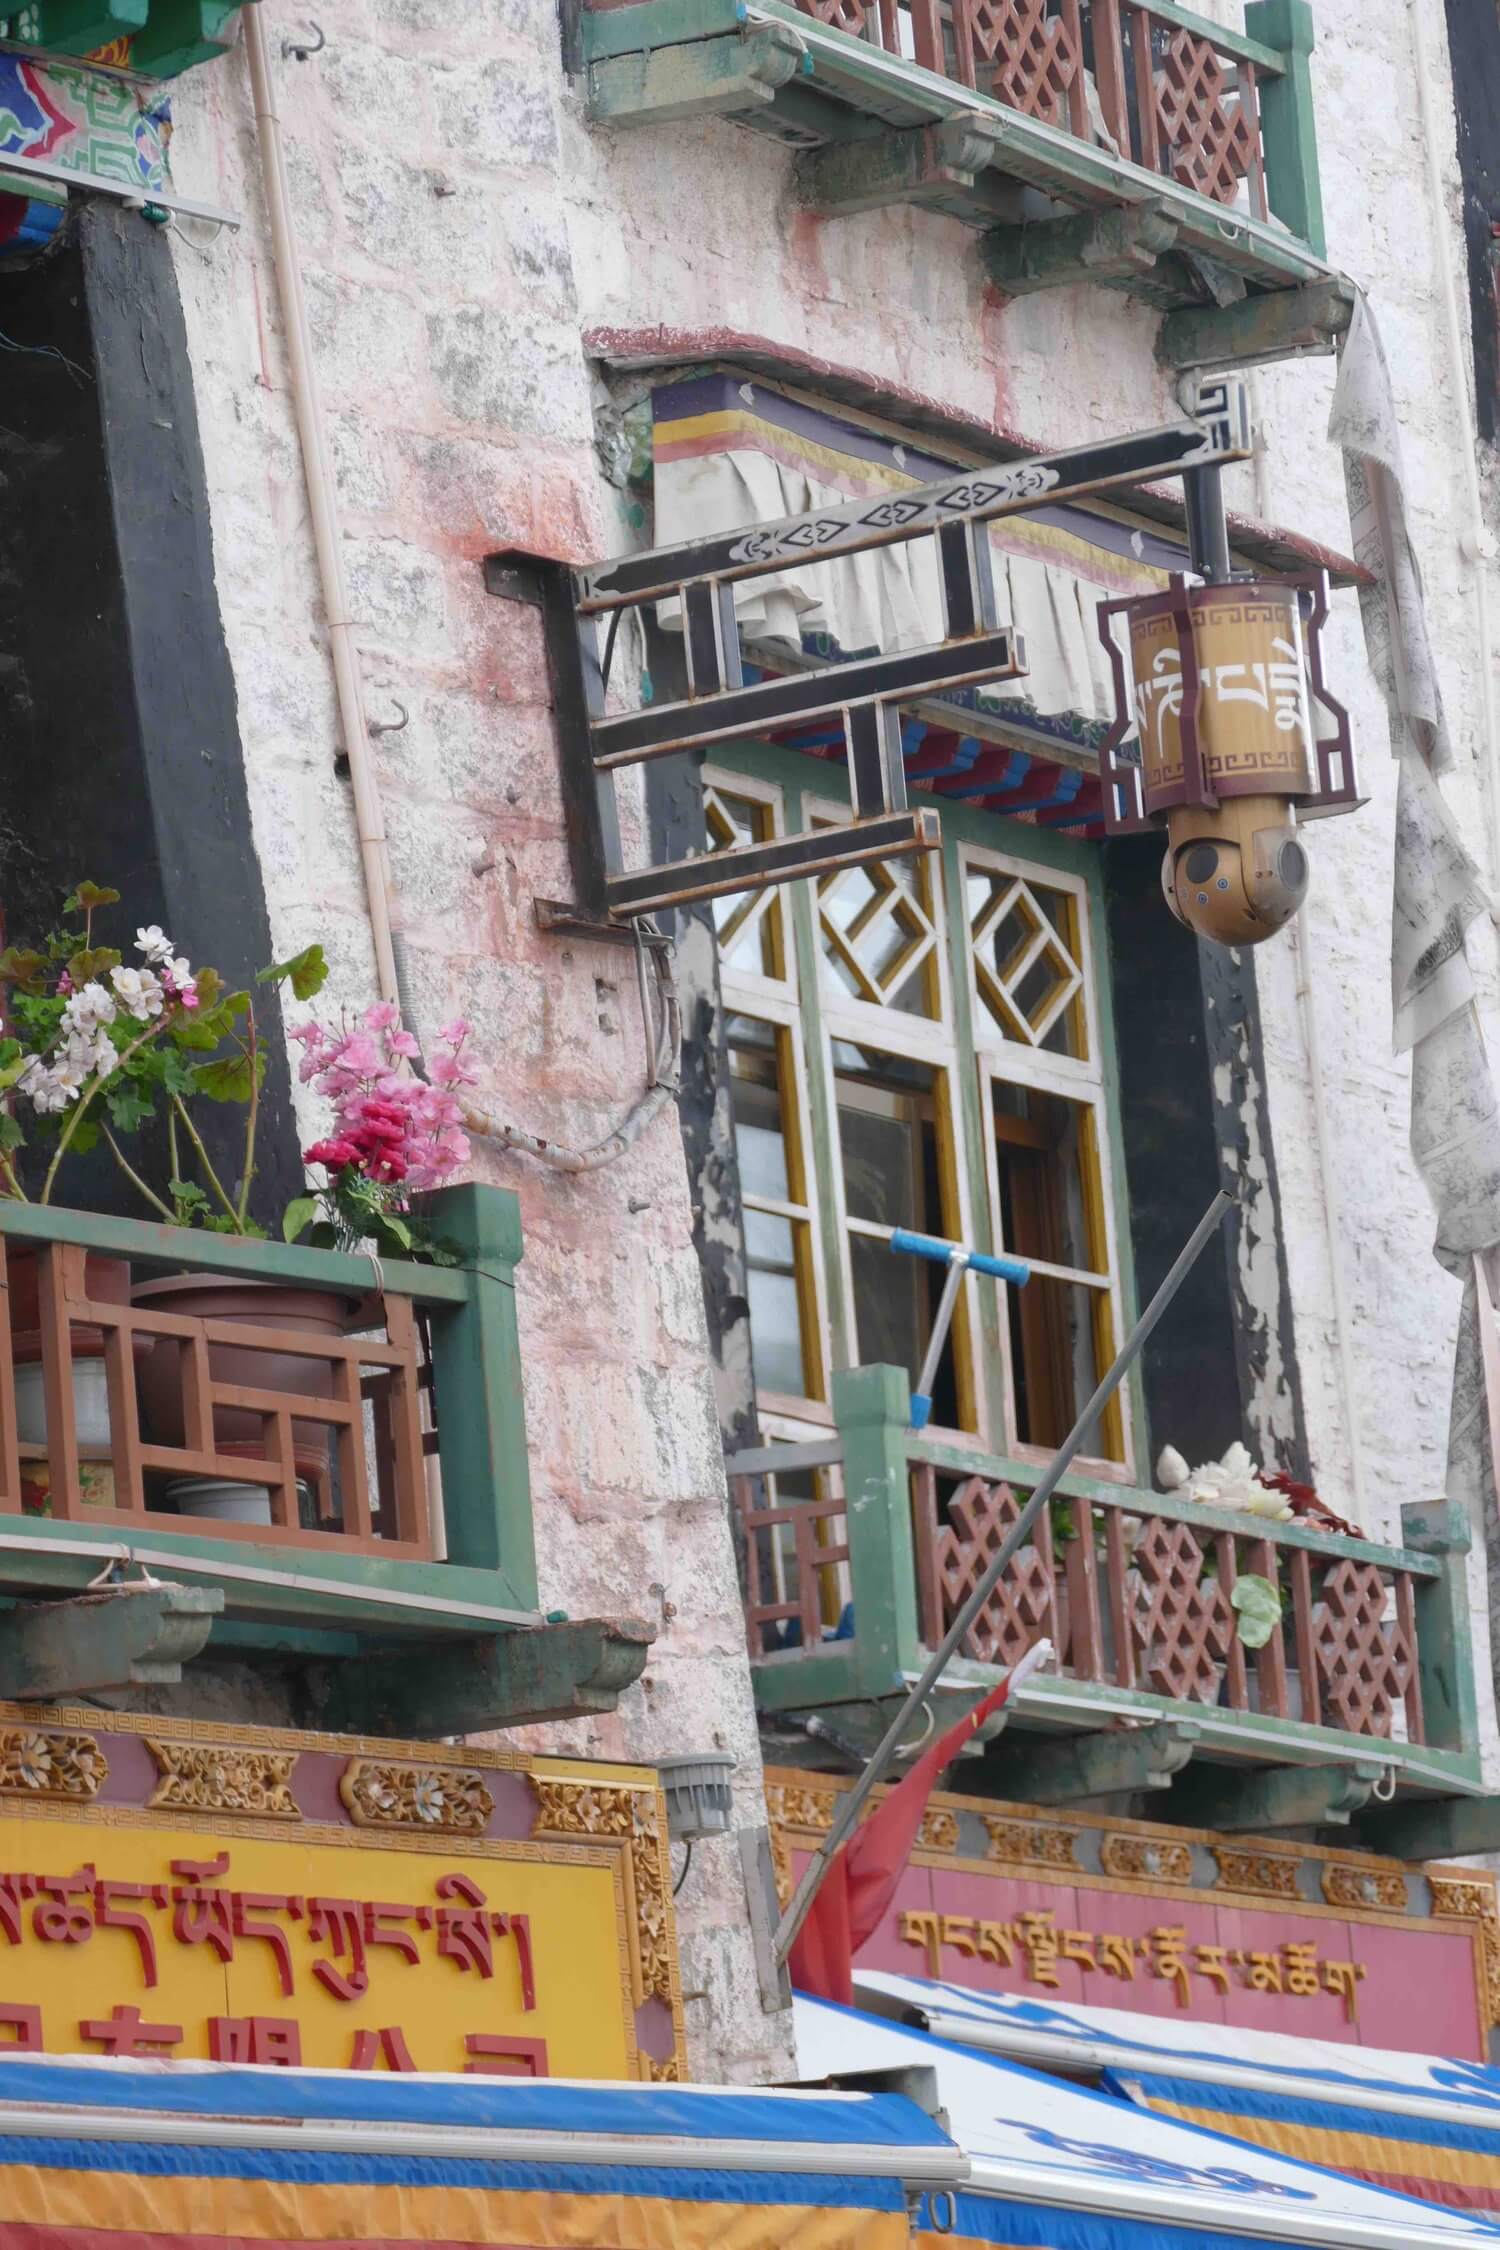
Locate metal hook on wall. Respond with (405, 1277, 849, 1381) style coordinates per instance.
(281, 19, 325, 60)
(367, 700, 409, 739)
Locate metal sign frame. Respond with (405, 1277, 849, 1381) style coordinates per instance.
(486, 377, 1254, 936)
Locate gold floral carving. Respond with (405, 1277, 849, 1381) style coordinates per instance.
(341, 1759, 495, 1833)
(1430, 1876, 1500, 2026)
(0, 1728, 106, 1802)
(146, 1739, 299, 1819)
(1101, 1833, 1192, 1884)
(1321, 1863, 1407, 1912)
(643, 2053, 682, 2082)
(531, 1780, 674, 2008)
(917, 1809, 959, 1853)
(983, 1816, 1080, 1869)
(1212, 1846, 1301, 1899)
(766, 1781, 838, 1833)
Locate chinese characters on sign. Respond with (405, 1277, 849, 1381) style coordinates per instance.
(899, 1909, 1367, 2020)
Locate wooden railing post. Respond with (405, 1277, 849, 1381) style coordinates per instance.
(424, 1183, 537, 1610)
(832, 1364, 924, 1697)
(1401, 1498, 1477, 1756)
(1242, 0, 1324, 255)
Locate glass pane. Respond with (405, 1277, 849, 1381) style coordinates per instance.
(727, 1016, 792, 1202)
(992, 1081, 1108, 1278)
(834, 1049, 936, 1229)
(817, 846, 938, 1018)
(850, 1229, 926, 1386)
(706, 786, 781, 978)
(1007, 1274, 1116, 1456)
(969, 867, 1087, 1059)
(744, 1213, 809, 1398)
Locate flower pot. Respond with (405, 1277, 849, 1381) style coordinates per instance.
(6, 1249, 132, 1364)
(133, 1276, 359, 1484)
(14, 1358, 112, 1448)
(165, 1475, 315, 1528)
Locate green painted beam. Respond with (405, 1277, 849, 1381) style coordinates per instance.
(764, 1683, 1016, 1768)
(1244, 0, 1324, 258)
(1402, 1499, 1479, 1757)
(128, 0, 240, 76)
(1172, 1759, 1385, 1832)
(796, 115, 1017, 219)
(834, 1365, 926, 1700)
(1157, 276, 1355, 372)
(1358, 1793, 1500, 1864)
(588, 25, 810, 126)
(981, 201, 1180, 296)
(582, 0, 748, 61)
(309, 1616, 655, 1737)
(7, 0, 147, 56)
(1133, 0, 1286, 72)
(996, 1719, 1202, 1802)
(0, 1198, 471, 1306)
(752, 1646, 867, 1709)
(0, 1582, 220, 1698)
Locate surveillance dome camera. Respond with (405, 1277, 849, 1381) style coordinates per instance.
(1163, 796, 1309, 947)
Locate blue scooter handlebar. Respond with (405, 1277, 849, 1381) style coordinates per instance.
(889, 1228, 1030, 1288)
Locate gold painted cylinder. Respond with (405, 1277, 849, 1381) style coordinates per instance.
(1128, 584, 1315, 815)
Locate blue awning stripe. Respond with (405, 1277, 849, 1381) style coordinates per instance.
(919, 2186, 1358, 2250)
(1106, 2073, 1500, 2158)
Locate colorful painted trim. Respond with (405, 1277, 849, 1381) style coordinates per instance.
(1112, 2071, 1500, 2215)
(651, 373, 1177, 596)
(909, 2195, 1399, 2250)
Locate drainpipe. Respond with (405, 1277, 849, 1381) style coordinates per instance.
(242, 4, 404, 1015)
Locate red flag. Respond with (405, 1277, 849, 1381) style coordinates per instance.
(789, 1640, 1052, 2005)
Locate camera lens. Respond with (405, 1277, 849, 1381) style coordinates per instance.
(1278, 840, 1308, 891)
(1183, 843, 1219, 884)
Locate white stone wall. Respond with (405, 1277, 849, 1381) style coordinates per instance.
(159, 0, 1500, 2084)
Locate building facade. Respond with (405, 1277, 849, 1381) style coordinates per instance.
(0, 0, 1494, 2086)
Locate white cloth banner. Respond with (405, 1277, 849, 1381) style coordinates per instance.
(1329, 293, 1500, 1690)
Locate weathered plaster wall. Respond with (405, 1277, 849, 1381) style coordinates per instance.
(159, 0, 1500, 2092)
(161, 1, 790, 2084)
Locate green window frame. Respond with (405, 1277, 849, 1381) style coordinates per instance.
(708, 741, 1143, 1482)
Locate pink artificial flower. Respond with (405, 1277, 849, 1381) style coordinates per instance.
(436, 1018, 471, 1046)
(304, 1138, 361, 1169)
(289, 1020, 323, 1048)
(364, 1002, 400, 1032)
(387, 1030, 420, 1059)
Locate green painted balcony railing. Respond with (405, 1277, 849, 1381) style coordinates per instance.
(0, 0, 241, 79)
(0, 1186, 537, 1645)
(581, 0, 1346, 350)
(729, 1364, 1486, 1828)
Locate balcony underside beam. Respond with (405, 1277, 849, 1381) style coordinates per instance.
(1356, 1794, 1500, 1863)
(307, 1616, 655, 1739)
(1158, 276, 1357, 372)
(1171, 1759, 1386, 1833)
(995, 1720, 1202, 1803)
(797, 117, 1023, 223)
(981, 202, 1181, 296)
(0, 1582, 222, 1699)
(587, 27, 809, 127)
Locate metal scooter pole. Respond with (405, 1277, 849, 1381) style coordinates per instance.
(773, 1185, 1234, 1969)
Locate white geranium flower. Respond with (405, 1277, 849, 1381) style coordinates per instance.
(62, 981, 116, 1036)
(135, 925, 174, 964)
(110, 965, 164, 1021)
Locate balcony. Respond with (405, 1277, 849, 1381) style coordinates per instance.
(0, 1190, 650, 1736)
(581, 0, 1353, 366)
(732, 1365, 1487, 1849)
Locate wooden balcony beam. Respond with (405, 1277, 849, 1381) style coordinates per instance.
(1157, 276, 1356, 373)
(981, 201, 1180, 297)
(0, 1582, 221, 1699)
(308, 1616, 655, 1739)
(1356, 1793, 1500, 1864)
(995, 1719, 1202, 1803)
(796, 116, 1023, 222)
(587, 26, 810, 127)
(1171, 1758, 1387, 1833)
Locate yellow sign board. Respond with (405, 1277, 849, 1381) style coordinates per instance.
(0, 1707, 685, 2079)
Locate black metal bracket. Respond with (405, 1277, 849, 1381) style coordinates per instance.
(482, 378, 1255, 927)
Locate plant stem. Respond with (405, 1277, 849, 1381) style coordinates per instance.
(169, 1093, 242, 1229)
(40, 1019, 166, 1204)
(236, 1008, 260, 1226)
(100, 1123, 176, 1221)
(168, 1104, 181, 1187)
(0, 1151, 29, 1203)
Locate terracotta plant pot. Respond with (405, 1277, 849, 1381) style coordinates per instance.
(132, 1276, 359, 1481)
(6, 1248, 131, 1364)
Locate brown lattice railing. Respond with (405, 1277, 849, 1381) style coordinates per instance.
(734, 1465, 851, 1653)
(789, 0, 1272, 214)
(911, 1463, 1426, 1742)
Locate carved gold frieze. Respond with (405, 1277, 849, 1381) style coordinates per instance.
(146, 1738, 299, 1819)
(0, 1728, 106, 1802)
(341, 1759, 495, 1833)
(918, 1809, 959, 1853)
(531, 1778, 675, 2009)
(1322, 1862, 1407, 1912)
(766, 1781, 838, 1833)
(984, 1815, 1081, 1869)
(1101, 1833, 1192, 1884)
(643, 2052, 682, 2081)
(1213, 1846, 1301, 1899)
(1431, 1876, 1500, 2026)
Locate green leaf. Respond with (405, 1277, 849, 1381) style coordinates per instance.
(1230, 1573, 1282, 1650)
(66, 946, 122, 987)
(307, 1220, 339, 1250)
(282, 1194, 319, 1244)
(63, 883, 120, 915)
(258, 943, 328, 1002)
(168, 1178, 211, 1225)
(104, 1081, 155, 1132)
(0, 948, 47, 993)
(191, 1048, 266, 1103)
(0, 1113, 24, 1153)
(67, 1118, 99, 1158)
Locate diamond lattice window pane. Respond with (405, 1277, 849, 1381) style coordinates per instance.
(970, 871, 1087, 1058)
(816, 847, 939, 1018)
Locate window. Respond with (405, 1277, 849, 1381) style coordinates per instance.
(710, 754, 1135, 1476)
